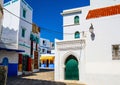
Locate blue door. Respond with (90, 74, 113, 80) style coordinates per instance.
(2, 57, 18, 76)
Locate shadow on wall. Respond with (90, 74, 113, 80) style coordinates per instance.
(0, 26, 18, 49)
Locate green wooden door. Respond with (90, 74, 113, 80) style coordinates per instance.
(65, 59, 79, 80)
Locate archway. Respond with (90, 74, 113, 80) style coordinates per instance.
(65, 55, 79, 80)
(2, 57, 9, 66)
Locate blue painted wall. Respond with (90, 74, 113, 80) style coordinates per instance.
(0, 63, 18, 76)
(49, 64, 54, 69)
(40, 64, 54, 69)
(8, 64, 18, 76)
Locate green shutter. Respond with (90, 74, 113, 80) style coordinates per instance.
(23, 9, 26, 18)
(74, 16, 79, 24)
(22, 29, 25, 37)
(75, 32, 80, 39)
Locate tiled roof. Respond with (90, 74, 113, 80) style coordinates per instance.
(86, 4, 120, 19)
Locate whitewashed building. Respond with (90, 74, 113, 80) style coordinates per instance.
(0, 0, 40, 76)
(40, 38, 54, 54)
(39, 38, 55, 69)
(55, 0, 120, 85)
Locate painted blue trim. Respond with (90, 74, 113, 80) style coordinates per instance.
(12, 0, 18, 3)
(0, 63, 18, 76)
(19, 43, 30, 48)
(40, 64, 54, 69)
(22, 0, 27, 5)
(4, 2, 10, 7)
(40, 46, 51, 49)
(0, 47, 25, 52)
(8, 64, 18, 76)
(27, 5, 32, 10)
(41, 64, 46, 68)
(21, 0, 33, 10)
(49, 64, 54, 69)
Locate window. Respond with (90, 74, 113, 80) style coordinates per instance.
(75, 31, 80, 39)
(43, 40, 46, 46)
(74, 16, 79, 24)
(22, 9, 26, 18)
(47, 50, 51, 54)
(52, 43, 54, 47)
(21, 28, 26, 38)
(112, 45, 120, 60)
(42, 49, 45, 53)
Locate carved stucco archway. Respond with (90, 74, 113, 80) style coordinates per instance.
(62, 51, 79, 66)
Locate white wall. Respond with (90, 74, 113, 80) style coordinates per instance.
(56, 1, 120, 85)
(2, 0, 21, 49)
(0, 51, 18, 63)
(18, 0, 32, 56)
(2, 0, 32, 56)
(63, 6, 90, 41)
(86, 15, 120, 62)
(3, 0, 20, 31)
(90, 0, 120, 9)
(84, 14, 120, 85)
(40, 38, 51, 54)
(40, 38, 50, 47)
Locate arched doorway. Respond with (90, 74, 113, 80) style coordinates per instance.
(65, 55, 79, 80)
(2, 57, 8, 66)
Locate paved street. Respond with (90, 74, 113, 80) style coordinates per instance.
(7, 69, 86, 85)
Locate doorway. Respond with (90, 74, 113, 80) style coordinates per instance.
(65, 55, 79, 80)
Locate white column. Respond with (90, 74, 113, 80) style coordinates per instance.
(79, 47, 86, 83)
(60, 65, 65, 81)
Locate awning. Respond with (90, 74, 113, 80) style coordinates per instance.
(0, 47, 25, 52)
(40, 56, 54, 61)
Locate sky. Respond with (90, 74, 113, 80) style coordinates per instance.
(4, 0, 90, 42)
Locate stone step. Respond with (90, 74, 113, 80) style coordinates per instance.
(56, 80, 86, 85)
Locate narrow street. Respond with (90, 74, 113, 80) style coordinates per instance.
(6, 69, 86, 85)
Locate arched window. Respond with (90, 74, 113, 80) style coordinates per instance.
(75, 31, 80, 39)
(74, 16, 79, 24)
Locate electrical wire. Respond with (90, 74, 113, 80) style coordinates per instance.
(3, 7, 88, 35)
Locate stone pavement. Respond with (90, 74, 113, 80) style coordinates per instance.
(6, 69, 86, 85)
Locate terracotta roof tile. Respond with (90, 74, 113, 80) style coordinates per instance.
(86, 4, 120, 19)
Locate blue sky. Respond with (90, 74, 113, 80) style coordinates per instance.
(4, 0, 90, 42)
